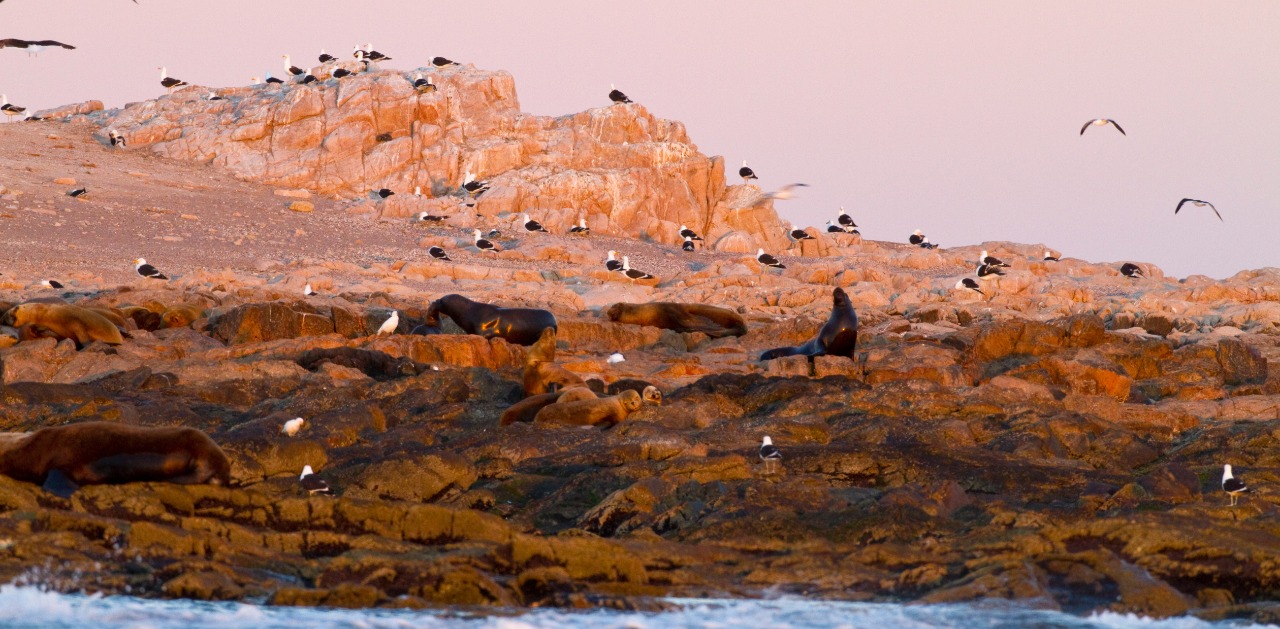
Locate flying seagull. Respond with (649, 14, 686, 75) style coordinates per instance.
(621, 256, 654, 281)
(1120, 262, 1144, 278)
(757, 248, 785, 269)
(0, 39, 76, 56)
(157, 67, 187, 93)
(608, 84, 632, 104)
(1080, 118, 1125, 136)
(759, 436, 781, 474)
(739, 161, 758, 184)
(133, 258, 168, 280)
(376, 311, 399, 336)
(956, 278, 985, 295)
(1175, 198, 1222, 222)
(764, 183, 808, 201)
(1222, 464, 1249, 507)
(605, 250, 623, 272)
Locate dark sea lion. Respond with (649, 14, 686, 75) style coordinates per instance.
(121, 306, 164, 331)
(533, 389, 643, 428)
(1, 302, 124, 347)
(425, 294, 557, 346)
(296, 347, 426, 380)
(760, 287, 858, 361)
(0, 422, 232, 497)
(607, 302, 747, 338)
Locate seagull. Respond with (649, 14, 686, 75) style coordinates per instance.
(298, 70, 318, 85)
(416, 211, 446, 222)
(157, 67, 187, 93)
(282, 55, 305, 76)
(318, 49, 336, 63)
(303, 283, 316, 296)
(759, 436, 781, 474)
(375, 188, 394, 199)
(1044, 250, 1060, 262)
(608, 84, 632, 104)
(67, 187, 88, 198)
(1080, 118, 1125, 136)
(757, 248, 785, 269)
(739, 161, 758, 184)
(605, 250, 623, 272)
(1222, 464, 1249, 507)
(362, 43, 390, 62)
(486, 228, 501, 239)
(133, 258, 169, 280)
(1, 94, 26, 119)
(837, 207, 857, 229)
(1175, 198, 1222, 222)
(621, 256, 654, 281)
(679, 224, 703, 241)
(412, 73, 436, 93)
(826, 221, 846, 233)
(568, 218, 590, 236)
(0, 39, 76, 57)
(332, 67, 353, 79)
(908, 229, 938, 249)
(281, 417, 305, 437)
(682, 236, 696, 252)
(976, 263, 1005, 280)
(430, 56, 458, 68)
(1120, 262, 1144, 279)
(786, 226, 815, 242)
(299, 465, 331, 495)
(764, 183, 808, 201)
(473, 229, 497, 252)
(606, 353, 625, 364)
(108, 129, 126, 147)
(462, 172, 489, 197)
(523, 214, 548, 233)
(41, 280, 63, 289)
(207, 91, 224, 101)
(956, 278, 985, 295)
(376, 310, 399, 336)
(428, 246, 451, 261)
(264, 73, 284, 85)
(979, 250, 1010, 268)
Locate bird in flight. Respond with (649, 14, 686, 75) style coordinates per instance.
(1080, 118, 1125, 136)
(0, 39, 77, 56)
(1175, 198, 1222, 222)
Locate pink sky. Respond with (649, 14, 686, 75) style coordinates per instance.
(4, 1, 1278, 277)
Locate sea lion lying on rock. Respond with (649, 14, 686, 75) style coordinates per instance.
(1, 302, 124, 347)
(0, 422, 232, 498)
(425, 294, 557, 346)
(296, 347, 427, 380)
(121, 306, 164, 331)
(533, 389, 643, 428)
(760, 287, 858, 362)
(523, 327, 586, 396)
(607, 302, 747, 338)
(500, 385, 599, 426)
(586, 378, 662, 405)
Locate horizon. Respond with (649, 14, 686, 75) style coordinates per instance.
(3, 0, 1278, 278)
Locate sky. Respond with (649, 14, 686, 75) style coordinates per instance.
(3, 1, 1278, 278)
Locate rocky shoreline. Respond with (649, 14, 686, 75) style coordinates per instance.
(1, 61, 1279, 622)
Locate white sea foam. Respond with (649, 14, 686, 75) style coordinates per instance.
(0, 586, 1272, 629)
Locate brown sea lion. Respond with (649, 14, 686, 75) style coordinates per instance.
(587, 378, 661, 404)
(500, 385, 599, 426)
(0, 422, 232, 497)
(760, 287, 858, 362)
(86, 306, 129, 329)
(522, 327, 586, 396)
(121, 306, 164, 331)
(1, 302, 124, 346)
(533, 389, 643, 428)
(425, 294, 557, 346)
(161, 304, 204, 329)
(607, 302, 747, 338)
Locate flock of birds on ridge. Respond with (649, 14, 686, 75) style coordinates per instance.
(0, 37, 1253, 504)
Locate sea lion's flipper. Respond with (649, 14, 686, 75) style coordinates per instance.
(42, 469, 80, 498)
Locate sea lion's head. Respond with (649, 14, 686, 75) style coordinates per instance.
(619, 389, 643, 412)
(606, 303, 626, 321)
(641, 385, 662, 406)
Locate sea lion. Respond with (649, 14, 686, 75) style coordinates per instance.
(296, 347, 426, 380)
(760, 287, 858, 361)
(0, 422, 232, 497)
(86, 306, 129, 330)
(607, 302, 747, 338)
(121, 306, 164, 331)
(1, 302, 124, 347)
(586, 378, 662, 404)
(522, 327, 586, 396)
(425, 294, 557, 346)
(500, 385, 599, 426)
(533, 389, 643, 428)
(161, 304, 204, 329)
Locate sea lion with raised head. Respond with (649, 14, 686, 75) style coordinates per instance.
(760, 287, 858, 361)
(500, 385, 599, 426)
(425, 294, 557, 346)
(533, 389, 643, 428)
(0, 422, 232, 497)
(523, 327, 586, 396)
(1, 302, 124, 347)
(606, 302, 747, 338)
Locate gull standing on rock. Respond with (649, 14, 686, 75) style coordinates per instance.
(976, 263, 1005, 280)
(739, 161, 758, 184)
(759, 436, 781, 474)
(377, 311, 399, 336)
(41, 280, 64, 289)
(523, 214, 548, 233)
(303, 283, 317, 296)
(786, 226, 815, 242)
(979, 250, 1010, 268)
(837, 207, 857, 230)
(282, 55, 304, 76)
(473, 229, 497, 253)
(608, 84, 632, 104)
(430, 56, 459, 68)
(909, 229, 938, 249)
(428, 246, 451, 261)
(109, 129, 126, 147)
(157, 67, 187, 93)
(133, 258, 168, 280)
(605, 250, 623, 272)
(299, 466, 331, 495)
(568, 218, 590, 236)
(1, 94, 26, 120)
(682, 236, 696, 252)
(1222, 464, 1250, 507)
(956, 278, 985, 295)
(318, 49, 335, 63)
(281, 417, 305, 437)
(1120, 263, 1144, 279)
(622, 256, 654, 281)
(679, 225, 703, 241)
(413, 73, 436, 93)
(757, 248, 785, 270)
(1044, 250, 1060, 262)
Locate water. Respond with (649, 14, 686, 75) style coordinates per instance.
(0, 586, 1271, 629)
